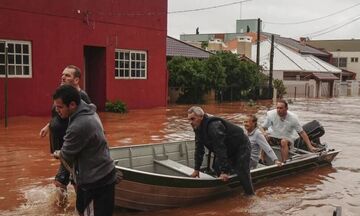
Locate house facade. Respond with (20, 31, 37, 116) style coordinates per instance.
(306, 39, 360, 80)
(252, 40, 341, 98)
(0, 0, 168, 118)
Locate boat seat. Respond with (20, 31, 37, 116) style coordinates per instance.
(154, 159, 215, 179)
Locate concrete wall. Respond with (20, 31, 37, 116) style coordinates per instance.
(284, 80, 316, 98)
(334, 80, 360, 97)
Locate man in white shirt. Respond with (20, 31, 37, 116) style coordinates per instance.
(262, 100, 318, 162)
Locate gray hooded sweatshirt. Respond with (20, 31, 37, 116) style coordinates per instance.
(60, 100, 115, 186)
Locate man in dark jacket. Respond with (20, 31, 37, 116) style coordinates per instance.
(188, 106, 254, 195)
(52, 84, 116, 216)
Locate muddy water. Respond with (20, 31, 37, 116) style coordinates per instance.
(0, 98, 359, 215)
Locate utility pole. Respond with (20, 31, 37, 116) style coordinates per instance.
(4, 42, 8, 127)
(336, 49, 342, 96)
(269, 34, 274, 99)
(256, 18, 261, 66)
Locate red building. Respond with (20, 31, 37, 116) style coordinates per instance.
(0, 0, 168, 118)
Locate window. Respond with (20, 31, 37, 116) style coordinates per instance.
(0, 40, 32, 78)
(115, 49, 147, 79)
(351, 57, 358, 63)
(332, 57, 347, 68)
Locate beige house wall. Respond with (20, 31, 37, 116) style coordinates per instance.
(331, 51, 360, 80)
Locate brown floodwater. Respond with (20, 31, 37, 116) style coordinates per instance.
(0, 98, 359, 215)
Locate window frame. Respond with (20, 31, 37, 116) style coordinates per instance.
(114, 49, 147, 80)
(332, 57, 347, 68)
(351, 57, 358, 63)
(0, 39, 32, 78)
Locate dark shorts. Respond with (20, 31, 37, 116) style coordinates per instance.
(268, 137, 282, 146)
(268, 137, 291, 149)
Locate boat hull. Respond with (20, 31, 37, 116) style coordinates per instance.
(114, 168, 241, 211)
(110, 141, 340, 211)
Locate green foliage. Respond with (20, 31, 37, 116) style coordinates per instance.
(216, 52, 266, 100)
(201, 41, 209, 49)
(105, 100, 127, 113)
(273, 79, 287, 98)
(167, 51, 265, 103)
(204, 55, 226, 90)
(168, 56, 226, 103)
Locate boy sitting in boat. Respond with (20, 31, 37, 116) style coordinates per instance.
(244, 114, 282, 169)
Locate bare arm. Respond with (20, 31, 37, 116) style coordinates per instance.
(39, 123, 50, 137)
(299, 131, 317, 152)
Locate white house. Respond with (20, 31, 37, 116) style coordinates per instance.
(251, 40, 341, 98)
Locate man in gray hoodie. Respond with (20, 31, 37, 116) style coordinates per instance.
(52, 84, 116, 216)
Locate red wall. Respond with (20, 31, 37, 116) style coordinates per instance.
(0, 0, 168, 118)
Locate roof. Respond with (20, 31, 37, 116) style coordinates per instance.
(239, 55, 255, 63)
(306, 39, 360, 52)
(166, 36, 212, 59)
(340, 69, 357, 79)
(251, 40, 341, 73)
(311, 72, 339, 80)
(275, 36, 330, 56)
(245, 32, 268, 42)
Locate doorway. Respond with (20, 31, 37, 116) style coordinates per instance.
(84, 46, 106, 111)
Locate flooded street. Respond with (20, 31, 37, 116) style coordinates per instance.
(0, 98, 360, 215)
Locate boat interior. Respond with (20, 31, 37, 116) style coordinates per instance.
(110, 141, 307, 179)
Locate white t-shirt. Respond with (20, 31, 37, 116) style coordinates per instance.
(262, 109, 303, 143)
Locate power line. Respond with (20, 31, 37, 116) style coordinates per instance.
(301, 14, 360, 38)
(0, 6, 165, 32)
(97, 0, 253, 16)
(1, 1, 254, 19)
(261, 38, 303, 70)
(263, 2, 360, 25)
(169, 0, 252, 14)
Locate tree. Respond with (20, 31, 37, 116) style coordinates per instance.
(273, 79, 287, 98)
(168, 56, 225, 103)
(167, 52, 265, 103)
(204, 55, 226, 90)
(215, 52, 265, 100)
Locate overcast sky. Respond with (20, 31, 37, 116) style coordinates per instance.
(167, 0, 360, 40)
